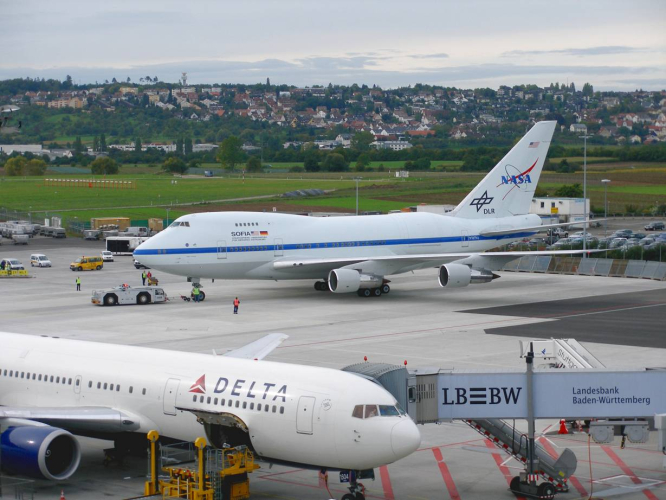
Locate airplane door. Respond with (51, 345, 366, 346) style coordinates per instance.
(217, 240, 227, 259)
(163, 378, 180, 416)
(296, 396, 315, 435)
(461, 230, 469, 248)
(274, 238, 284, 257)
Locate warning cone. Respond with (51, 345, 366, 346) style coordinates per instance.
(558, 419, 568, 435)
(60, 490, 66, 500)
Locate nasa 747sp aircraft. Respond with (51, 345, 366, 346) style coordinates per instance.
(0, 332, 419, 500)
(135, 121, 582, 297)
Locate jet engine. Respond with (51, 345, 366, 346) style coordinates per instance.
(328, 269, 382, 293)
(0, 426, 81, 480)
(438, 264, 499, 288)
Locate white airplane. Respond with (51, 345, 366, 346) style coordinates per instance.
(0, 332, 419, 499)
(0, 105, 21, 134)
(135, 121, 586, 297)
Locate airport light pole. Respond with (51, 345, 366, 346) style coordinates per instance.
(601, 179, 610, 238)
(579, 134, 593, 257)
(166, 208, 170, 227)
(354, 177, 362, 215)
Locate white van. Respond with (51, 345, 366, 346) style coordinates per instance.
(30, 254, 52, 267)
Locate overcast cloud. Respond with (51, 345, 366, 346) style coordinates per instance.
(1, 0, 664, 90)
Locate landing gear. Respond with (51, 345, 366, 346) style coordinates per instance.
(357, 288, 372, 297)
(342, 478, 365, 500)
(381, 284, 390, 294)
(314, 281, 330, 291)
(357, 287, 383, 297)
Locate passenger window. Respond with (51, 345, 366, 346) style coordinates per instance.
(68, 378, 72, 385)
(103, 383, 108, 390)
(50, 376, 53, 382)
(76, 379, 80, 386)
(207, 397, 211, 404)
(97, 382, 101, 389)
(129, 386, 134, 394)
(193, 395, 197, 402)
(220, 399, 225, 405)
(88, 380, 91, 387)
(265, 405, 269, 412)
(21, 372, 24, 378)
(56, 376, 60, 383)
(110, 384, 114, 390)
(364, 405, 379, 419)
(214, 398, 218, 405)
(243, 402, 247, 409)
(280, 407, 284, 414)
(250, 403, 254, 410)
(200, 396, 204, 403)
(272, 406, 276, 413)
(142, 388, 146, 395)
(62, 378, 66, 385)
(235, 400, 240, 408)
(228, 400, 232, 407)
(352, 405, 364, 419)
(257, 404, 262, 411)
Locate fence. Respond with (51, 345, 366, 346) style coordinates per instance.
(502, 256, 666, 281)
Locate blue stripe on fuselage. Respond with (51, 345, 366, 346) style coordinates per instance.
(133, 232, 537, 256)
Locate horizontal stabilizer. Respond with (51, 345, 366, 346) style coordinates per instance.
(220, 333, 288, 360)
(480, 219, 603, 237)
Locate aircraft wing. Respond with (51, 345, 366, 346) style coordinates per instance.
(480, 220, 603, 237)
(219, 333, 289, 360)
(273, 249, 602, 275)
(0, 406, 142, 433)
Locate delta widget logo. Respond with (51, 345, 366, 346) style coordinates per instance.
(189, 374, 206, 394)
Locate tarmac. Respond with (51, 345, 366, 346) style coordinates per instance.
(0, 237, 665, 499)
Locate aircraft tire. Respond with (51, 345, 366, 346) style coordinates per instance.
(314, 282, 322, 291)
(341, 495, 355, 500)
(372, 288, 382, 297)
(536, 482, 556, 499)
(381, 284, 390, 294)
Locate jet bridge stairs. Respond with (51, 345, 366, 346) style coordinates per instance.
(343, 362, 578, 498)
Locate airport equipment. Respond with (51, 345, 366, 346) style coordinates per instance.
(106, 236, 150, 255)
(91, 217, 131, 231)
(144, 431, 259, 500)
(11, 234, 29, 245)
(83, 229, 101, 240)
(91, 285, 167, 306)
(519, 338, 605, 369)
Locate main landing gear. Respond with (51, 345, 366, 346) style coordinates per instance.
(314, 281, 330, 291)
(356, 284, 390, 297)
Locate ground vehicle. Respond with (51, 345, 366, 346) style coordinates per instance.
(91, 285, 167, 306)
(548, 227, 569, 239)
(52, 228, 66, 238)
(83, 229, 101, 240)
(609, 238, 628, 249)
(101, 251, 114, 262)
(645, 221, 665, 231)
(70, 256, 104, 271)
(1, 258, 25, 270)
(134, 259, 149, 269)
(30, 254, 52, 267)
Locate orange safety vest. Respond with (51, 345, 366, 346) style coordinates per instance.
(233, 299, 239, 306)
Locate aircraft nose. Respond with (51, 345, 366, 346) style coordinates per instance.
(390, 419, 421, 460)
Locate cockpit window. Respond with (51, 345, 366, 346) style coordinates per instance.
(364, 405, 379, 419)
(352, 404, 404, 419)
(169, 221, 191, 228)
(379, 405, 400, 417)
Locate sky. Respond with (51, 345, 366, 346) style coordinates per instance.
(1, 0, 665, 91)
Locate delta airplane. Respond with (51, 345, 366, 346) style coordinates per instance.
(135, 121, 587, 297)
(0, 332, 419, 499)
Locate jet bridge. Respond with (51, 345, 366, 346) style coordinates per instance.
(344, 354, 666, 498)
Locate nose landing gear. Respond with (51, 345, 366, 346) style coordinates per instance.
(341, 479, 365, 500)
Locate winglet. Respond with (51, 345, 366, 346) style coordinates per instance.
(219, 333, 289, 360)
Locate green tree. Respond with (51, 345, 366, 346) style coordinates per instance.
(184, 137, 193, 155)
(135, 137, 142, 153)
(162, 157, 188, 174)
(554, 183, 583, 198)
(73, 136, 84, 156)
(246, 155, 262, 172)
(355, 153, 370, 171)
(351, 131, 374, 152)
(90, 156, 119, 175)
(322, 152, 348, 172)
(26, 158, 47, 176)
(217, 136, 244, 171)
(100, 133, 107, 152)
(92, 135, 99, 152)
(176, 138, 184, 155)
(304, 150, 320, 172)
(4, 156, 27, 176)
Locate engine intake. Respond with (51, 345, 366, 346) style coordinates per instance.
(1, 426, 81, 480)
(328, 269, 382, 293)
(438, 264, 499, 288)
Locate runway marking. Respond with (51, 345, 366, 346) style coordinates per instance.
(379, 465, 395, 500)
(601, 445, 660, 500)
(484, 439, 526, 500)
(432, 447, 461, 500)
(539, 302, 666, 320)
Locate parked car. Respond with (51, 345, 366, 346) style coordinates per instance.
(611, 229, 632, 238)
(548, 228, 569, 239)
(527, 237, 547, 248)
(644, 221, 665, 231)
(134, 259, 150, 269)
(101, 251, 114, 262)
(609, 238, 628, 249)
(638, 238, 655, 247)
(30, 254, 52, 267)
(1, 258, 25, 270)
(630, 233, 647, 240)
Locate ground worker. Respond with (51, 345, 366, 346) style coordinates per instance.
(233, 297, 240, 314)
(192, 285, 200, 303)
(141, 270, 147, 285)
(76, 277, 81, 291)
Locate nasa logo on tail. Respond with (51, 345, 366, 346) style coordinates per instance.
(189, 374, 206, 394)
(497, 158, 538, 200)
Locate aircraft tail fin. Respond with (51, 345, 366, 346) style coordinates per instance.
(451, 121, 556, 219)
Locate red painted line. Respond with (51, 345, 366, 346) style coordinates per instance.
(484, 439, 526, 500)
(432, 447, 461, 500)
(601, 445, 659, 500)
(379, 465, 395, 500)
(417, 437, 487, 452)
(538, 436, 588, 497)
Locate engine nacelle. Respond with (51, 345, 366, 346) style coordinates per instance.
(328, 269, 382, 293)
(0, 426, 81, 480)
(438, 264, 498, 288)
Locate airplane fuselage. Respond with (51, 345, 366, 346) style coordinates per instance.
(135, 211, 540, 280)
(0, 332, 420, 471)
